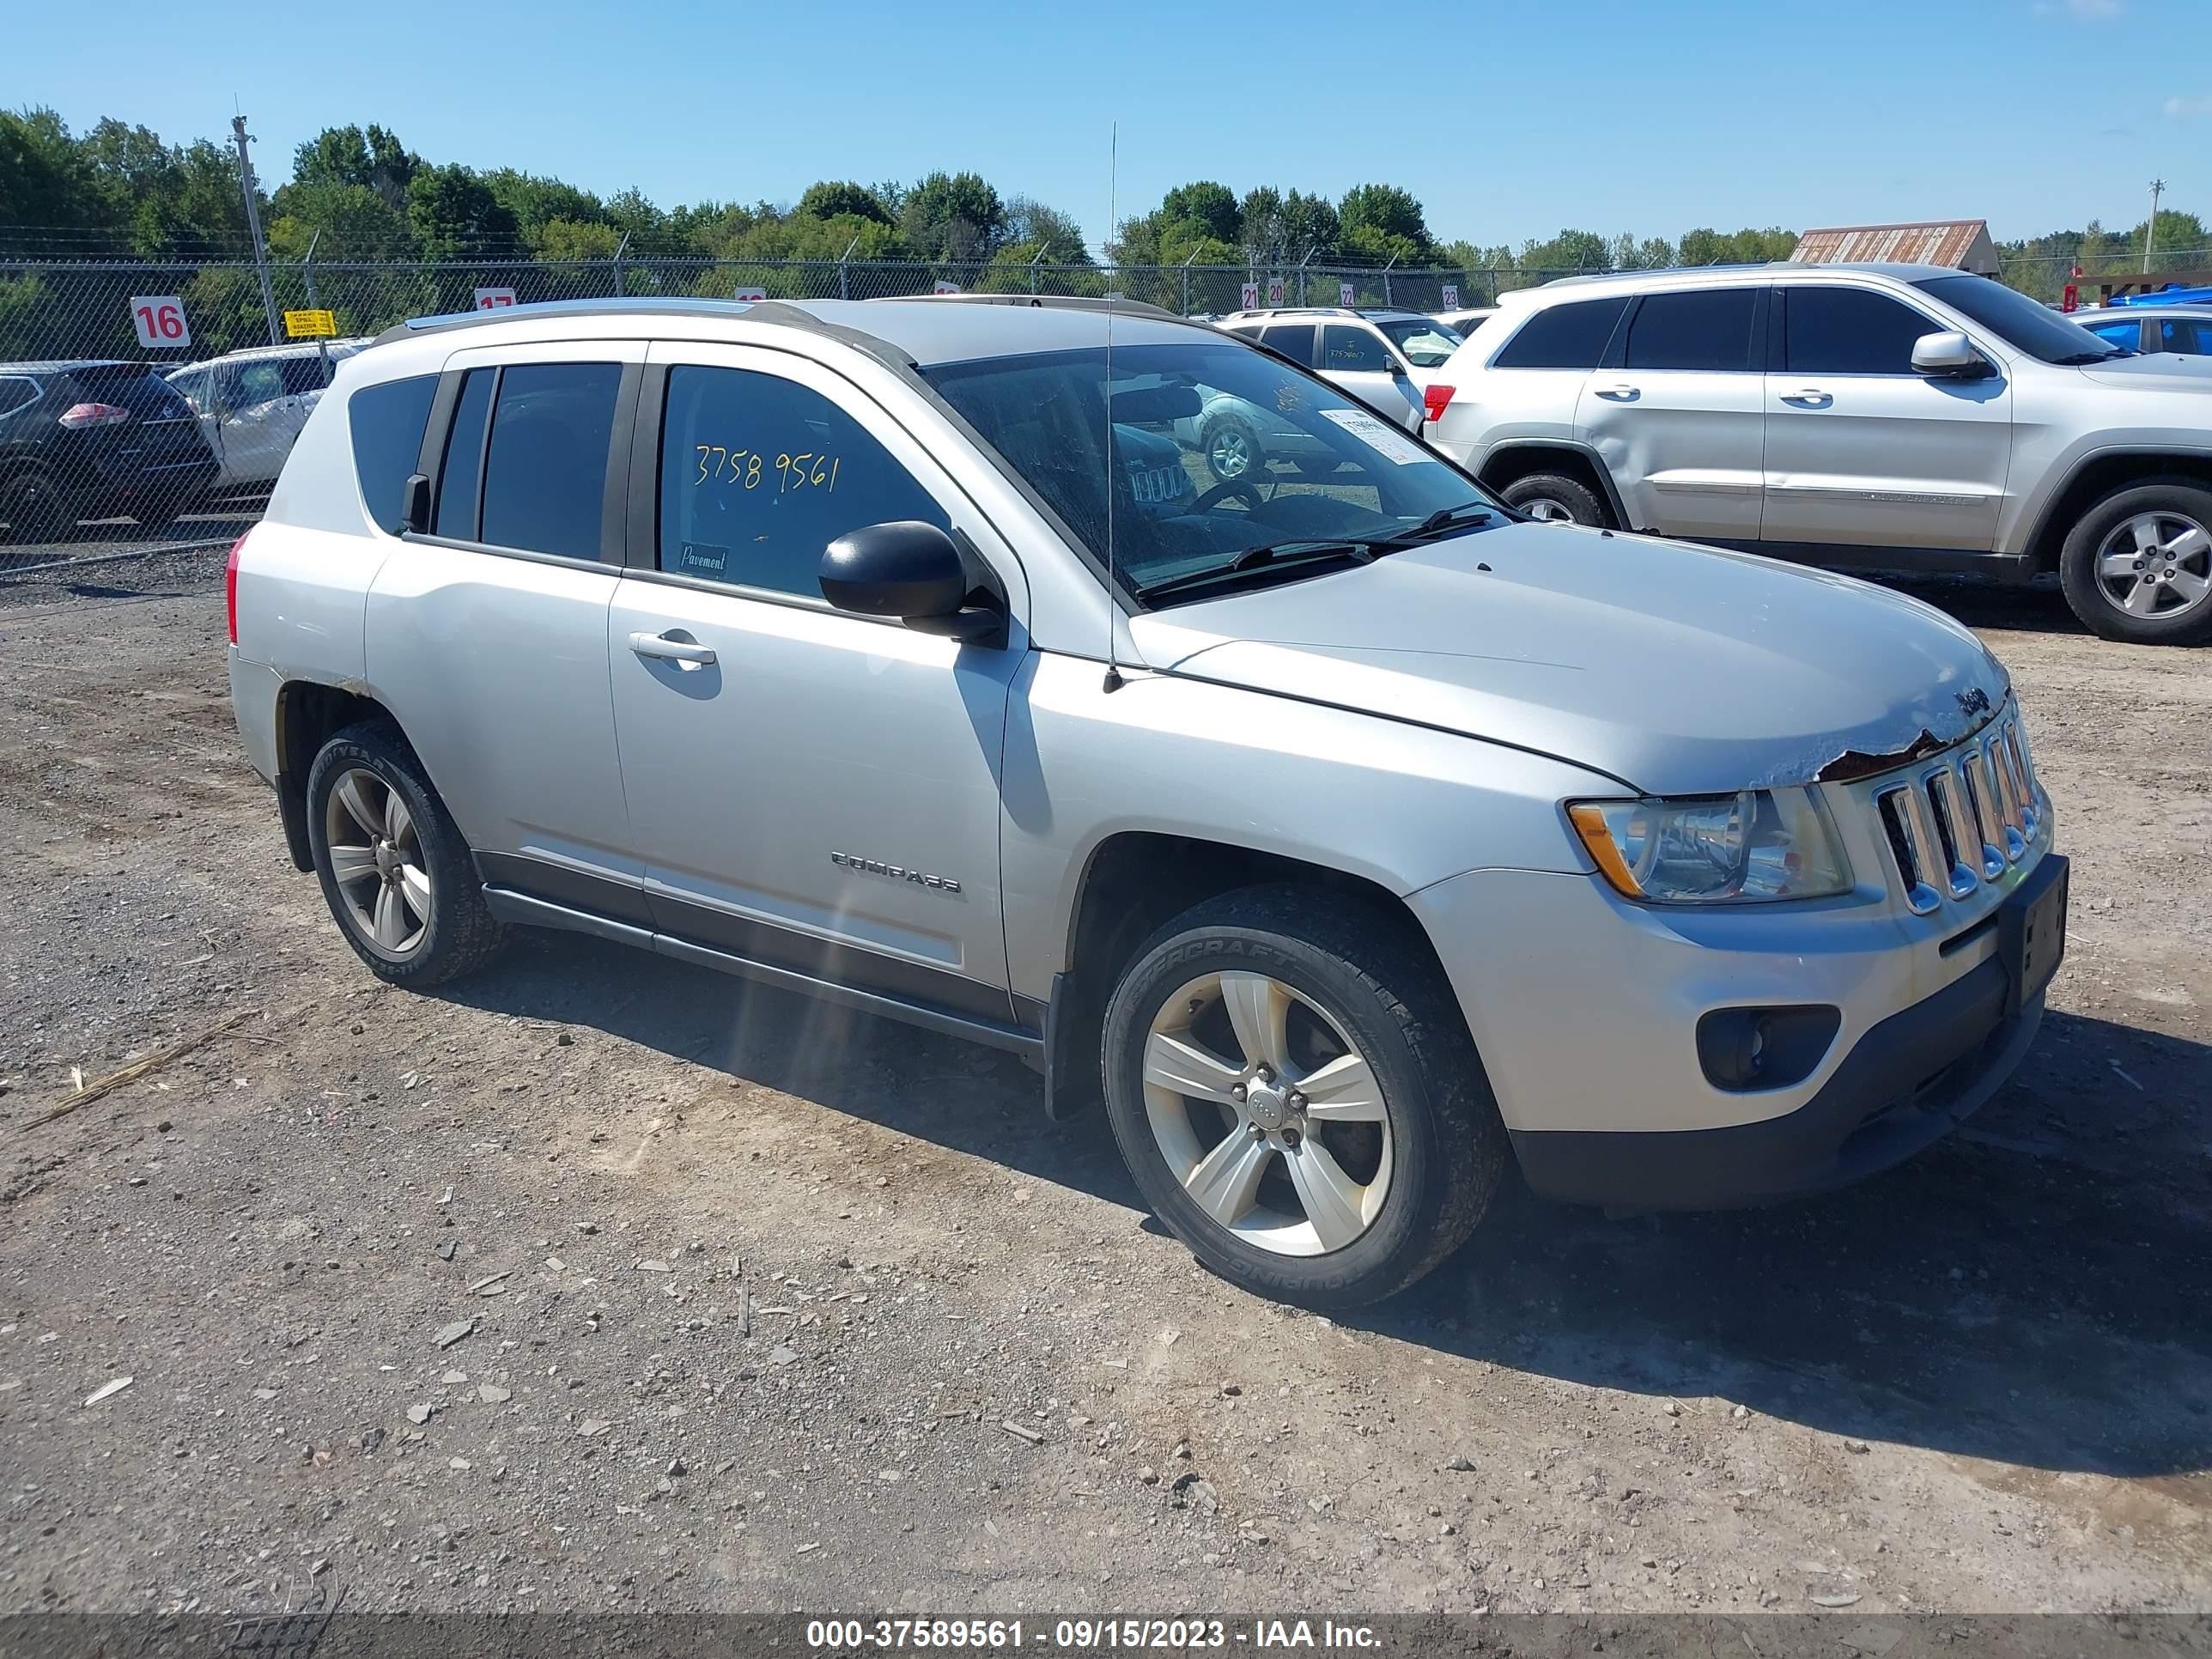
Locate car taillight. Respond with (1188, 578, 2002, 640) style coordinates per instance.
(58, 401, 132, 429)
(1422, 384, 1456, 423)
(226, 532, 248, 646)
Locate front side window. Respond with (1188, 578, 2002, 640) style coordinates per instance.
(2087, 320, 2142, 349)
(1623, 289, 1758, 372)
(1491, 295, 1630, 369)
(924, 341, 1501, 606)
(1784, 287, 1944, 374)
(346, 374, 438, 534)
(1259, 324, 1316, 364)
(1916, 273, 2126, 364)
(658, 365, 948, 598)
(1376, 316, 1463, 368)
(1322, 325, 1391, 373)
(477, 362, 621, 559)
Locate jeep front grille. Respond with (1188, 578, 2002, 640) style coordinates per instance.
(1872, 714, 2043, 916)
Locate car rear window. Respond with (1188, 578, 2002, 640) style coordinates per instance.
(65, 364, 192, 418)
(477, 363, 622, 559)
(1623, 289, 1759, 372)
(346, 374, 437, 534)
(1491, 296, 1629, 369)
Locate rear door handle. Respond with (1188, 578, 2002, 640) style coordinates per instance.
(1781, 388, 1832, 407)
(1594, 384, 1639, 401)
(629, 629, 716, 666)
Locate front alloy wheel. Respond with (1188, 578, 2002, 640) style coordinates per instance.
(2091, 510, 2211, 624)
(1143, 970, 1393, 1255)
(1205, 421, 1259, 481)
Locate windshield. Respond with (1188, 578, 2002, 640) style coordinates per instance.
(1376, 316, 1464, 367)
(923, 341, 1498, 605)
(1916, 274, 2131, 365)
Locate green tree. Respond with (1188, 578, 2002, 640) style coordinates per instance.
(1339, 182, 1432, 258)
(796, 180, 891, 224)
(901, 170, 1004, 261)
(1159, 181, 1240, 245)
(0, 108, 117, 231)
(406, 162, 520, 258)
(1002, 197, 1088, 263)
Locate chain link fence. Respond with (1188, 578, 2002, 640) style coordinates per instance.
(6, 246, 2208, 571)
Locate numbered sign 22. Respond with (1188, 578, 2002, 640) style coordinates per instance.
(472, 287, 518, 310)
(1339, 283, 1356, 307)
(131, 296, 190, 350)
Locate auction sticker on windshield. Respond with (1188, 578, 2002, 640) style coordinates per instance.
(1319, 407, 1430, 465)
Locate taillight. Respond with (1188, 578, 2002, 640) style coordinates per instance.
(225, 532, 248, 646)
(58, 401, 132, 429)
(1422, 384, 1455, 424)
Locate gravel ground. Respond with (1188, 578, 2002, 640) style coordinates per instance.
(0, 550, 2205, 1623)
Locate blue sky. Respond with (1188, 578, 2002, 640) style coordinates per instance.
(9, 0, 2207, 251)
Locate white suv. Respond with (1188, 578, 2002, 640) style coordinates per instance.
(1425, 262, 2212, 644)
(1219, 307, 1462, 432)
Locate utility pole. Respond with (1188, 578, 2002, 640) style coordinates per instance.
(230, 114, 282, 346)
(2146, 178, 2166, 273)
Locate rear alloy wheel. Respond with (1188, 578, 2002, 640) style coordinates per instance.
(1102, 887, 1505, 1310)
(2059, 481, 2212, 645)
(1203, 416, 1263, 482)
(1499, 471, 1607, 527)
(307, 720, 506, 986)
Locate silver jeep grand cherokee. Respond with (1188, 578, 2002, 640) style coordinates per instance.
(226, 295, 2066, 1309)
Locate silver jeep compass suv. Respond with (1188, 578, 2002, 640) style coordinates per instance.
(226, 295, 2065, 1308)
(1425, 261, 2212, 645)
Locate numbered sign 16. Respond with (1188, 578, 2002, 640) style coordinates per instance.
(473, 287, 518, 310)
(1441, 283, 1460, 309)
(1240, 282, 1259, 310)
(1339, 283, 1356, 307)
(130, 296, 190, 350)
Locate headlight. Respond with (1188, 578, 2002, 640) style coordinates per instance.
(1567, 787, 1851, 904)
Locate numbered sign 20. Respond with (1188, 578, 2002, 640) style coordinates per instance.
(1266, 276, 1286, 307)
(130, 296, 190, 350)
(473, 287, 518, 310)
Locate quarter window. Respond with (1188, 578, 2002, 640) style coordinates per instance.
(657, 364, 948, 599)
(1491, 296, 1629, 369)
(1322, 325, 1390, 373)
(1784, 287, 1945, 374)
(477, 363, 622, 559)
(345, 374, 437, 534)
(1623, 289, 1758, 372)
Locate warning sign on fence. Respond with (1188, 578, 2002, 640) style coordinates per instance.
(284, 309, 337, 338)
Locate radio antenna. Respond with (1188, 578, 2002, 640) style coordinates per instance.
(1102, 121, 1124, 694)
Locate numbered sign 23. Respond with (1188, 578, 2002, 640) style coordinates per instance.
(131, 296, 191, 349)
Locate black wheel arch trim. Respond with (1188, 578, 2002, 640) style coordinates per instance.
(1478, 438, 1632, 527)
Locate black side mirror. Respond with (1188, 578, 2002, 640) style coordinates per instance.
(821, 520, 1005, 646)
(1387, 360, 1409, 378)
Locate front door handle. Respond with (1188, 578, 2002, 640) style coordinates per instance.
(629, 629, 716, 666)
(1594, 384, 1639, 401)
(1781, 388, 1832, 407)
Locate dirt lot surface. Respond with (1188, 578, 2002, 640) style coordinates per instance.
(0, 550, 2206, 1623)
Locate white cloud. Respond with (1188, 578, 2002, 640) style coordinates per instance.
(2166, 94, 2212, 118)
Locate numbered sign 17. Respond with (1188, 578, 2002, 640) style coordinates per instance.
(130, 296, 190, 350)
(473, 288, 518, 310)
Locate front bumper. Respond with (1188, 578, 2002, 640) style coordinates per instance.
(1509, 957, 2040, 1208)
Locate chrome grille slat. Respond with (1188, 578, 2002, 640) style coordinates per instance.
(1865, 709, 2044, 914)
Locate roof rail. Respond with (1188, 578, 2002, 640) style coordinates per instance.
(371, 295, 761, 347)
(879, 292, 1186, 323)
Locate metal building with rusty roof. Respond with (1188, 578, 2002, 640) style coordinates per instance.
(1789, 220, 2002, 276)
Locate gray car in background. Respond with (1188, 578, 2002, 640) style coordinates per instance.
(1425, 261, 2212, 644)
(227, 294, 2063, 1309)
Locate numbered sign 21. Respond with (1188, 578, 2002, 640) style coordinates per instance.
(131, 296, 190, 350)
(1240, 282, 1259, 310)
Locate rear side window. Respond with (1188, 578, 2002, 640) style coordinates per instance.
(477, 363, 622, 559)
(347, 374, 437, 533)
(658, 364, 947, 599)
(1783, 287, 1942, 374)
(0, 374, 41, 418)
(1623, 289, 1758, 371)
(1491, 296, 1629, 369)
(1260, 324, 1316, 364)
(1322, 325, 1389, 372)
(280, 356, 330, 397)
(2160, 318, 2206, 355)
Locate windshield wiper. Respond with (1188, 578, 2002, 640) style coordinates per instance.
(2055, 348, 2134, 365)
(1133, 540, 1375, 602)
(1377, 501, 1495, 544)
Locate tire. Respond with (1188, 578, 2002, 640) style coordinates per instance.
(1100, 885, 1506, 1310)
(0, 468, 71, 549)
(1200, 414, 1265, 483)
(306, 720, 507, 987)
(1499, 471, 1608, 527)
(2057, 478, 2212, 646)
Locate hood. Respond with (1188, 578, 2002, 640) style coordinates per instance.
(2076, 352, 2212, 391)
(1127, 524, 2010, 794)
